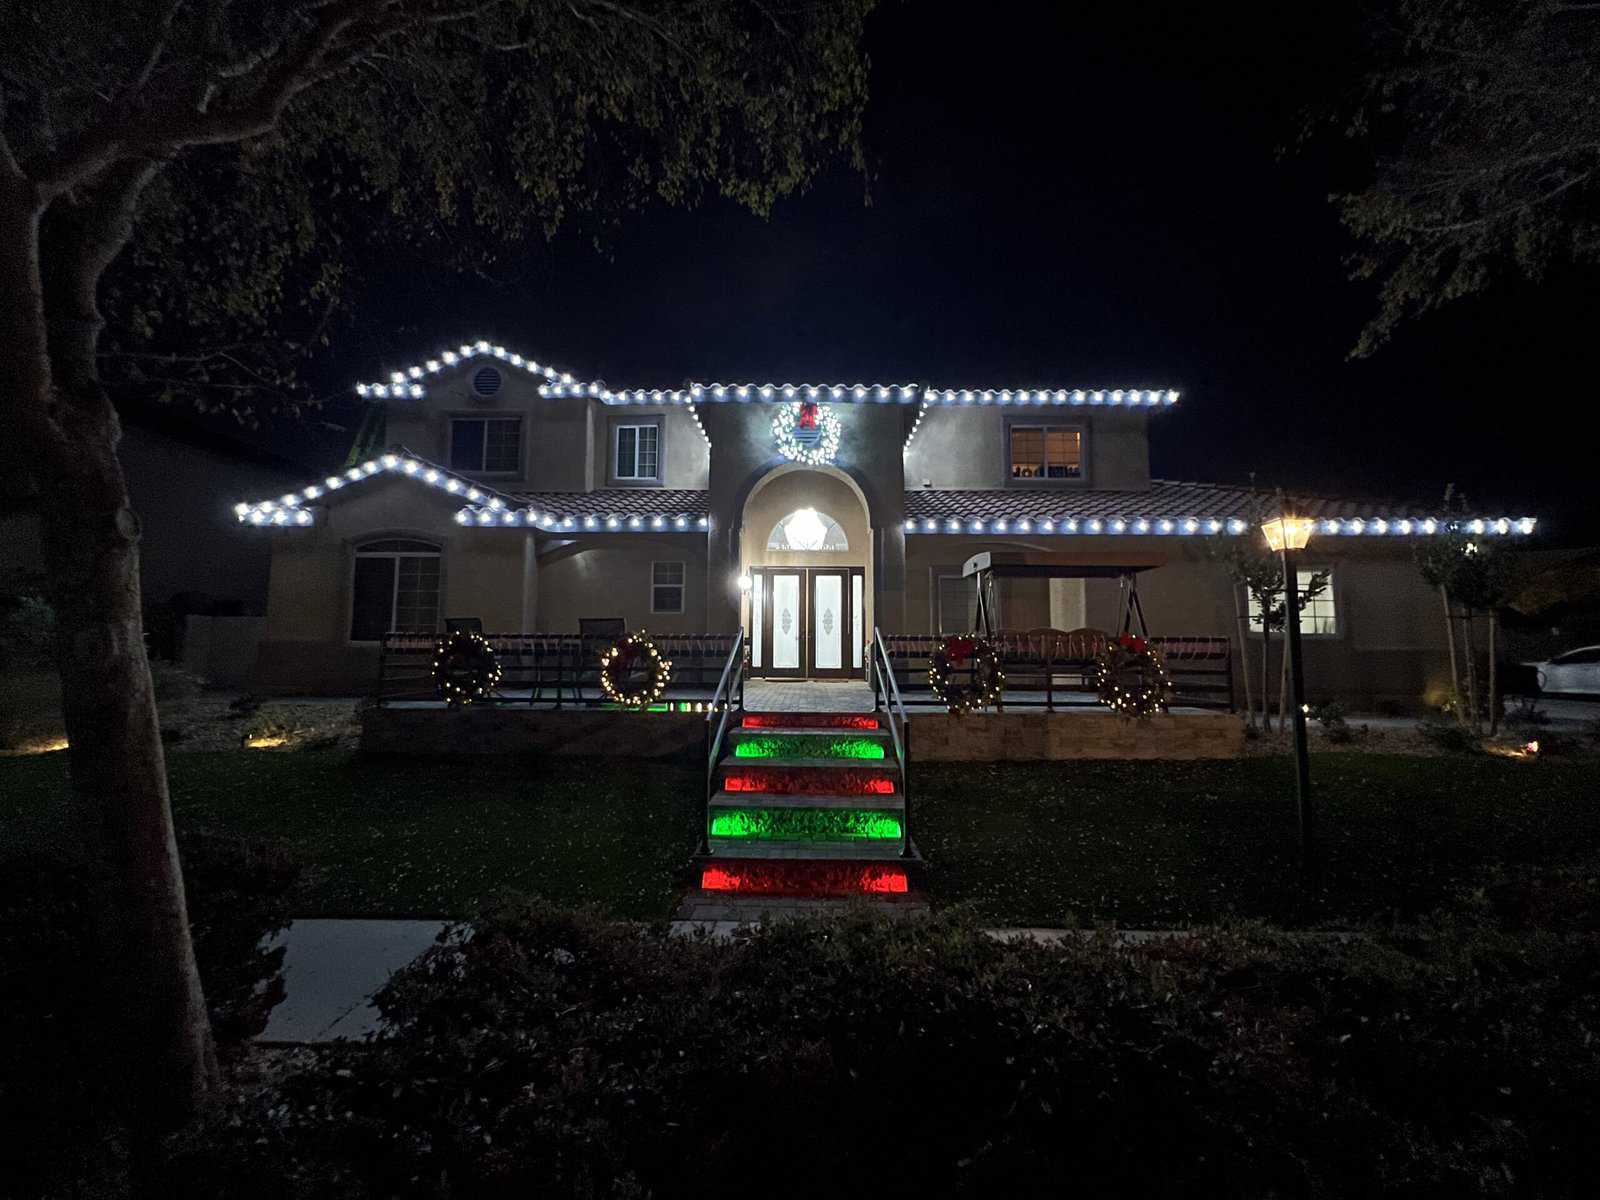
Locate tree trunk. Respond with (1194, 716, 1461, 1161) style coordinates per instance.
(1488, 610, 1499, 737)
(4, 166, 219, 1135)
(1232, 586, 1256, 726)
(1461, 608, 1480, 736)
(1439, 585, 1461, 722)
(1260, 627, 1273, 732)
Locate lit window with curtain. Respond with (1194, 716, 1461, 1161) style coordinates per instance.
(1010, 425, 1082, 479)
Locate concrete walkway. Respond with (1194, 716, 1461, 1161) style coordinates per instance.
(260, 919, 448, 1043)
(258, 916, 1354, 1044)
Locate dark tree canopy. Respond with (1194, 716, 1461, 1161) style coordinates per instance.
(0, 0, 876, 1137)
(1338, 0, 1600, 354)
(3, 0, 875, 418)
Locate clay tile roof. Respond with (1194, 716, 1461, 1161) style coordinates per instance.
(510, 488, 710, 520)
(902, 481, 1442, 523)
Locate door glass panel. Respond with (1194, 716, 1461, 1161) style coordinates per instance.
(751, 573, 763, 668)
(852, 574, 864, 668)
(350, 557, 396, 641)
(814, 573, 843, 670)
(772, 573, 800, 669)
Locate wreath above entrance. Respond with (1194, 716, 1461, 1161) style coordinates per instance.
(599, 631, 674, 708)
(1095, 634, 1173, 719)
(433, 631, 503, 707)
(772, 400, 842, 466)
(928, 635, 1005, 715)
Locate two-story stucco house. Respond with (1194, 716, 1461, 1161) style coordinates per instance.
(236, 340, 1537, 707)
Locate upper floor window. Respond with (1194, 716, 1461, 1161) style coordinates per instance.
(615, 423, 660, 481)
(1010, 425, 1082, 480)
(450, 416, 521, 474)
(1248, 569, 1337, 636)
(350, 539, 440, 641)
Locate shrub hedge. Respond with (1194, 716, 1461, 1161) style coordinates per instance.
(163, 887, 1600, 1199)
(0, 829, 299, 1193)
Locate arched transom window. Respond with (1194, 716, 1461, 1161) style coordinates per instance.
(767, 508, 849, 552)
(350, 538, 441, 641)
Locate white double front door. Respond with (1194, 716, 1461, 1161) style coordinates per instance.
(749, 566, 865, 679)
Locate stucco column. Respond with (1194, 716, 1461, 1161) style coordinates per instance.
(521, 532, 539, 632)
(705, 515, 741, 633)
(874, 522, 907, 633)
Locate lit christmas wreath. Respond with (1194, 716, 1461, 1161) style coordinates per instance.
(1095, 634, 1173, 719)
(928, 635, 1005, 714)
(772, 400, 842, 466)
(433, 631, 503, 707)
(599, 631, 674, 708)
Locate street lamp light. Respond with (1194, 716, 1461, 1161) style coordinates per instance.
(1261, 514, 1316, 885)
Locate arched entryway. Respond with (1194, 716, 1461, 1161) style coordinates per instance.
(739, 465, 872, 679)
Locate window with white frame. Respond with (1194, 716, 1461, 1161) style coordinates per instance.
(449, 416, 521, 473)
(615, 423, 660, 481)
(651, 561, 685, 613)
(350, 539, 441, 641)
(1248, 568, 1337, 636)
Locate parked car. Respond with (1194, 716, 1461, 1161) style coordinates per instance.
(1533, 646, 1600, 696)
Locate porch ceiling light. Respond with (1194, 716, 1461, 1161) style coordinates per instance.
(737, 574, 753, 592)
(1261, 516, 1315, 552)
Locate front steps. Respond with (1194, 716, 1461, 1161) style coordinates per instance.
(683, 709, 923, 916)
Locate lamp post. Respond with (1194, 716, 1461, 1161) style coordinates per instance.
(1261, 515, 1316, 884)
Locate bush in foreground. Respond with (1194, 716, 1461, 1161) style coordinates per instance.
(165, 894, 1600, 1199)
(0, 830, 299, 1193)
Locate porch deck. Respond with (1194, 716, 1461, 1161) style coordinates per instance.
(384, 680, 1222, 715)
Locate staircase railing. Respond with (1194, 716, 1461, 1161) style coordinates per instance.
(870, 626, 914, 860)
(702, 626, 746, 854)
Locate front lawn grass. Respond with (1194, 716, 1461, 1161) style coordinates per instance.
(3, 750, 1595, 925)
(916, 754, 1600, 926)
(0, 751, 702, 921)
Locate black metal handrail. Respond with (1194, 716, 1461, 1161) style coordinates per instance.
(702, 626, 746, 854)
(871, 626, 913, 860)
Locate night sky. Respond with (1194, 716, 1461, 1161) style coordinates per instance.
(257, 1, 1593, 537)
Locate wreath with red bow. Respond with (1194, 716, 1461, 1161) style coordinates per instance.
(433, 630, 503, 707)
(929, 635, 1005, 715)
(599, 631, 673, 708)
(1095, 633, 1173, 719)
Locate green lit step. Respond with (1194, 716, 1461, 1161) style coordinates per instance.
(706, 838, 910, 860)
(708, 805, 904, 842)
(727, 730, 890, 761)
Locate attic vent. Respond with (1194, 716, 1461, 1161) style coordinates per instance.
(471, 366, 503, 397)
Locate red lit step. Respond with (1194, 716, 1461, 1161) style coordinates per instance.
(723, 767, 896, 796)
(701, 860, 910, 896)
(741, 712, 880, 731)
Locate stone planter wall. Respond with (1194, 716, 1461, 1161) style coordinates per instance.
(362, 705, 1245, 760)
(361, 706, 705, 757)
(908, 710, 1245, 761)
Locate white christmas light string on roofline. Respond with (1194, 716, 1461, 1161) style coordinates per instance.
(899, 515, 1538, 537)
(905, 387, 1183, 450)
(354, 341, 577, 399)
(452, 508, 711, 531)
(233, 451, 518, 527)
